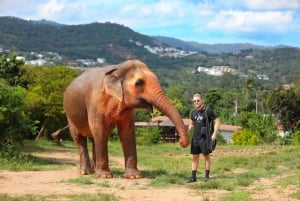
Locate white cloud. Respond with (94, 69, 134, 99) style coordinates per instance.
(94, 1, 187, 28)
(245, 0, 300, 10)
(37, 0, 65, 19)
(0, 0, 299, 46)
(207, 11, 294, 32)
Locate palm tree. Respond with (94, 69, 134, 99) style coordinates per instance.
(242, 79, 257, 112)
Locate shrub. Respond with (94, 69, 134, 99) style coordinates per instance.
(0, 84, 38, 146)
(136, 127, 161, 145)
(291, 130, 300, 145)
(232, 129, 260, 145)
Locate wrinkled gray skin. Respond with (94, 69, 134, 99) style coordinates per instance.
(63, 60, 189, 179)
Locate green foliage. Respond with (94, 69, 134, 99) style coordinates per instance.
(232, 129, 260, 145)
(0, 84, 38, 145)
(0, 17, 157, 64)
(235, 112, 277, 143)
(136, 127, 161, 145)
(291, 130, 300, 145)
(216, 133, 227, 145)
(203, 88, 222, 111)
(0, 54, 24, 86)
(267, 85, 300, 132)
(22, 65, 79, 138)
(0, 144, 41, 171)
(135, 108, 151, 121)
(0, 24, 299, 149)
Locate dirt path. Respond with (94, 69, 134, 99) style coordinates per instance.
(0, 149, 298, 201)
(0, 151, 217, 201)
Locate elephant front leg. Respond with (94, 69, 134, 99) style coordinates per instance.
(117, 119, 142, 179)
(93, 140, 113, 178)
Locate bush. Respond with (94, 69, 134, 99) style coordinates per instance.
(0, 144, 33, 168)
(0, 84, 38, 145)
(232, 129, 260, 145)
(136, 127, 161, 145)
(291, 130, 300, 145)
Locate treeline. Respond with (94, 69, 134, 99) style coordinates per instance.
(1, 54, 300, 148)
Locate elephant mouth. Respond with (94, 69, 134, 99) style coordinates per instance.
(138, 98, 153, 113)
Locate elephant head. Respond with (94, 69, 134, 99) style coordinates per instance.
(103, 60, 189, 147)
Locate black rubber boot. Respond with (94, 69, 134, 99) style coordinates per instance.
(204, 170, 210, 182)
(187, 170, 197, 183)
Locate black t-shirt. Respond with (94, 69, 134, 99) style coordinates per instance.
(190, 106, 217, 138)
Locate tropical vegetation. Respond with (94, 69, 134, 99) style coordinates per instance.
(1, 54, 299, 149)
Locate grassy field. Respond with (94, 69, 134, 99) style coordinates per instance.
(0, 140, 299, 201)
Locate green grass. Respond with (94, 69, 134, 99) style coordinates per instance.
(65, 176, 94, 185)
(0, 193, 119, 201)
(0, 140, 76, 171)
(1, 140, 299, 200)
(219, 191, 253, 201)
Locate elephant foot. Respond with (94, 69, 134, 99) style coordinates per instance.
(94, 169, 113, 178)
(80, 167, 94, 175)
(123, 168, 142, 179)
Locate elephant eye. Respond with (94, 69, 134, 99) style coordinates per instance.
(135, 79, 145, 88)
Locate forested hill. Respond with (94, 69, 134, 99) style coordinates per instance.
(0, 16, 300, 85)
(0, 16, 160, 63)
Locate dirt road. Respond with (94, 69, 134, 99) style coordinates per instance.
(0, 148, 298, 201)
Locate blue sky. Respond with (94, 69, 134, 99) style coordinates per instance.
(1, 0, 300, 47)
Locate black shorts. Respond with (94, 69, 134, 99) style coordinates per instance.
(191, 137, 210, 155)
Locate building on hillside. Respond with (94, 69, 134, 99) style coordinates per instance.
(256, 74, 270, 80)
(196, 66, 237, 76)
(25, 59, 46, 66)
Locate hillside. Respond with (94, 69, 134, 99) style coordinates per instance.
(0, 16, 160, 63)
(0, 16, 300, 86)
(154, 36, 269, 54)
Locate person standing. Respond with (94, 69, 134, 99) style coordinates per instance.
(187, 93, 220, 183)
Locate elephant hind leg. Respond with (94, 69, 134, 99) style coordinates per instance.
(68, 120, 93, 175)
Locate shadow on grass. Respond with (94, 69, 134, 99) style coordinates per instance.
(28, 154, 77, 166)
(0, 151, 76, 171)
(20, 143, 77, 154)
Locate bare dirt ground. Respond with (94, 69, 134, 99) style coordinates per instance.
(0, 147, 298, 201)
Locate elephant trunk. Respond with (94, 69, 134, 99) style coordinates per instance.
(148, 89, 189, 148)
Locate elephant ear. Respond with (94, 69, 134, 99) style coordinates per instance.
(104, 68, 123, 102)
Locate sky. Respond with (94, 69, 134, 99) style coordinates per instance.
(1, 0, 300, 47)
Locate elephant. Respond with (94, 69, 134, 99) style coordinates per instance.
(63, 60, 189, 179)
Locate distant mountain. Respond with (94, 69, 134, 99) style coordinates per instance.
(33, 19, 62, 27)
(0, 16, 297, 67)
(154, 36, 276, 54)
(1, 16, 299, 86)
(0, 16, 160, 63)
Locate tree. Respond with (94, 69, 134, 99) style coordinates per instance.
(0, 54, 24, 86)
(241, 78, 257, 112)
(0, 82, 37, 146)
(235, 111, 276, 143)
(267, 85, 300, 132)
(203, 88, 221, 111)
(22, 66, 79, 139)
